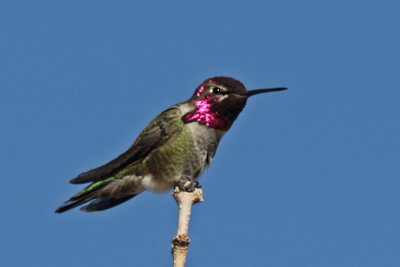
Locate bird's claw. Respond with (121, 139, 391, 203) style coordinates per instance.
(177, 177, 201, 192)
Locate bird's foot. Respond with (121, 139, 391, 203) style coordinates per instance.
(177, 177, 201, 193)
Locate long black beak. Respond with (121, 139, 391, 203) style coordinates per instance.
(245, 87, 287, 97)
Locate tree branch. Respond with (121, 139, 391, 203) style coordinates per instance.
(171, 186, 204, 267)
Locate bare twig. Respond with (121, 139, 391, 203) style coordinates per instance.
(171, 187, 204, 267)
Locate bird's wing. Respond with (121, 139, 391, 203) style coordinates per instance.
(69, 106, 182, 184)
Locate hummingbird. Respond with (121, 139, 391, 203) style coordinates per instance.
(55, 77, 286, 213)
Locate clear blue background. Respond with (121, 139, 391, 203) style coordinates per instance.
(1, 1, 399, 266)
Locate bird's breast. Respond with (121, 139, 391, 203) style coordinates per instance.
(183, 118, 225, 177)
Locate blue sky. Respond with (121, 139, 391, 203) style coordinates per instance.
(1, 1, 399, 266)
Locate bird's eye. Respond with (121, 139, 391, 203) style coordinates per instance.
(213, 87, 221, 94)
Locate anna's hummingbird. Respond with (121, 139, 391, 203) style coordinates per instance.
(55, 77, 286, 213)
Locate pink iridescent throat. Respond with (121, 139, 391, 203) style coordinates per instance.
(182, 95, 231, 131)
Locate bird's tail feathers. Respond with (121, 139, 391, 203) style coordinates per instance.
(79, 194, 137, 212)
(55, 177, 116, 213)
